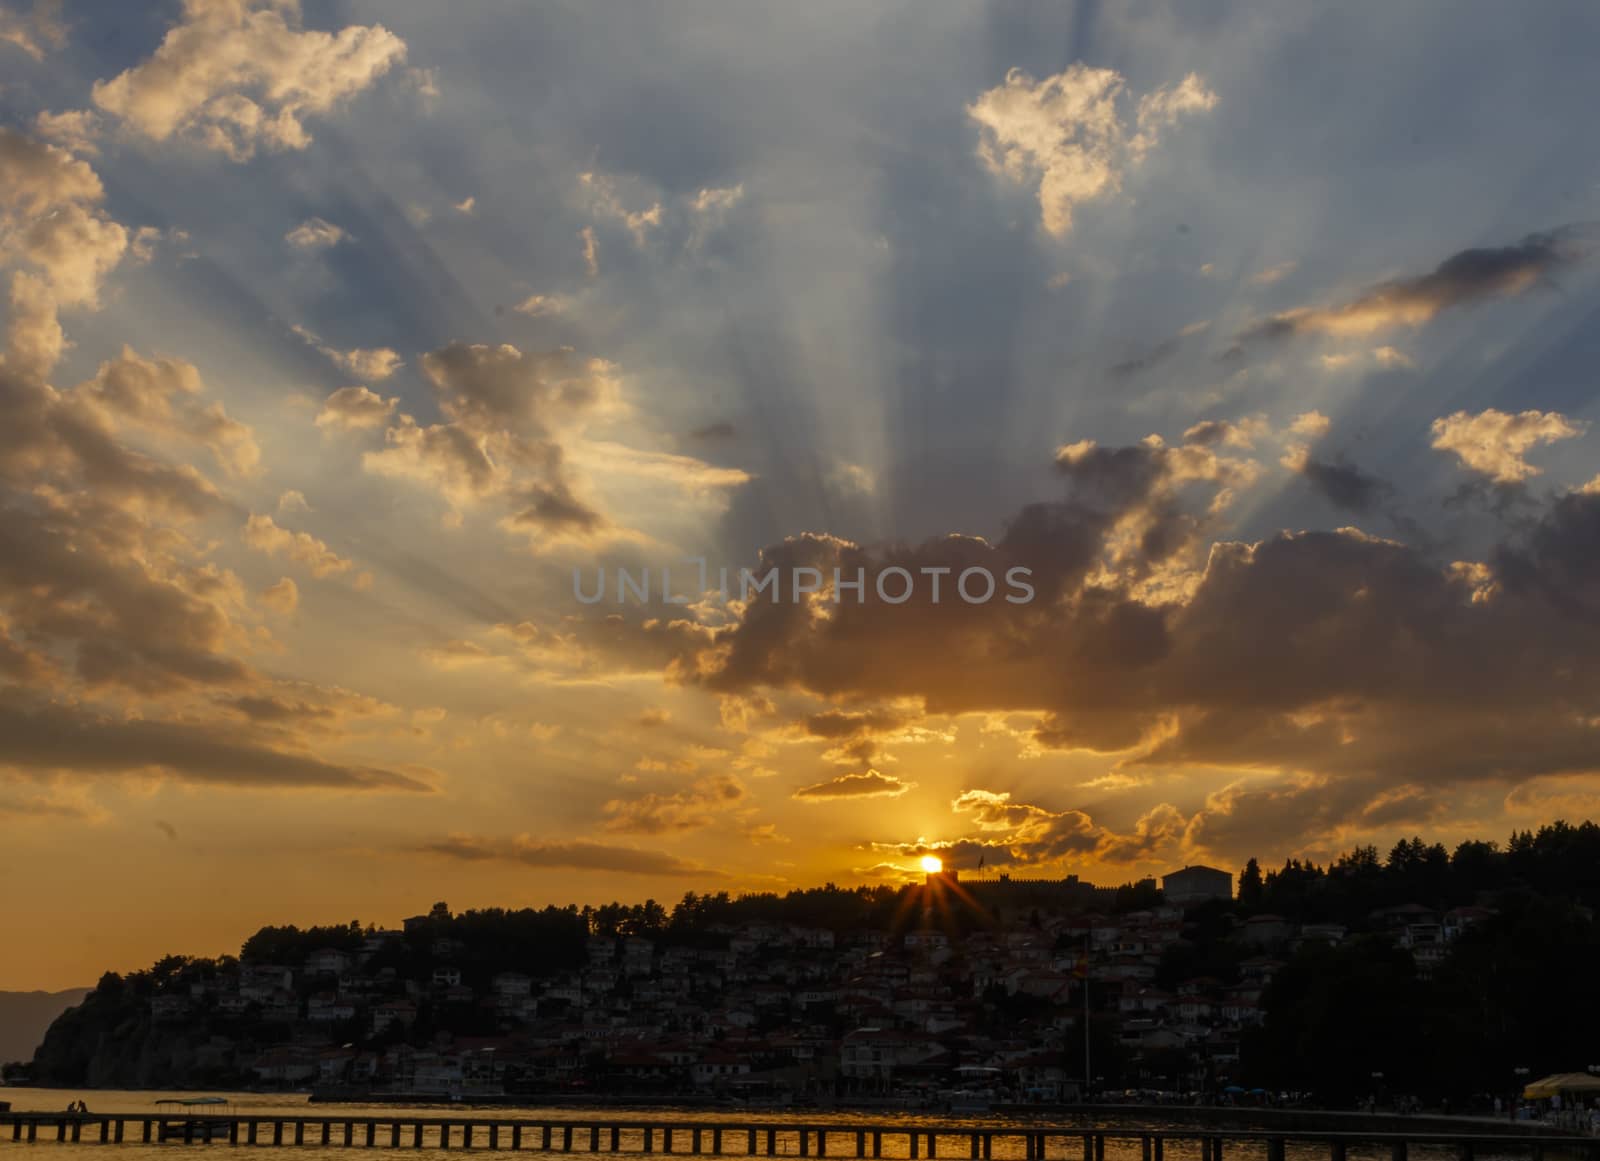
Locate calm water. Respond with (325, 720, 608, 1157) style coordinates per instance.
(0, 1090, 1557, 1161)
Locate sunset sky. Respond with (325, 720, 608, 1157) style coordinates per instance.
(5, 0, 1600, 991)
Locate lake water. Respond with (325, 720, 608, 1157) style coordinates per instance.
(0, 1090, 1563, 1161)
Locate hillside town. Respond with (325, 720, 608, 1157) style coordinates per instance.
(15, 845, 1543, 1107)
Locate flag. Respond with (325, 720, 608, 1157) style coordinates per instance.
(977, 853, 985, 871)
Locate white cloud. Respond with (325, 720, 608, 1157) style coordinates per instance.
(580, 171, 662, 245)
(33, 109, 100, 155)
(1248, 260, 1297, 286)
(316, 385, 397, 431)
(826, 461, 876, 497)
(580, 226, 599, 277)
(968, 65, 1216, 238)
(91, 0, 407, 162)
(276, 489, 311, 515)
(513, 293, 570, 317)
(73, 346, 261, 477)
(569, 441, 753, 496)
(1430, 408, 1587, 484)
(290, 324, 401, 379)
(1130, 73, 1219, 159)
(260, 576, 299, 614)
(1288, 411, 1332, 439)
(691, 185, 744, 215)
(286, 217, 347, 250)
(244, 514, 368, 586)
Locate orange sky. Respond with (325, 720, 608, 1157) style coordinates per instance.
(4, 0, 1600, 991)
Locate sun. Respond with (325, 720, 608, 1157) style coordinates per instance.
(920, 855, 944, 873)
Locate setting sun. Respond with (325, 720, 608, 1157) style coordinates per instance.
(920, 855, 944, 874)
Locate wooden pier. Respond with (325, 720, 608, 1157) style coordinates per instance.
(1, 1113, 1595, 1160)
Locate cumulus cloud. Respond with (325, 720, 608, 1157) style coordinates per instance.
(871, 788, 1180, 869)
(0, 126, 423, 813)
(91, 0, 407, 161)
(334, 348, 401, 380)
(589, 417, 1600, 867)
(316, 385, 396, 431)
(276, 489, 310, 514)
(289, 324, 402, 380)
(260, 576, 298, 614)
(0, 129, 126, 381)
(33, 109, 100, 155)
(1289, 411, 1332, 439)
(603, 772, 745, 834)
(968, 65, 1216, 237)
(1054, 429, 1259, 590)
(285, 217, 347, 250)
(1430, 408, 1587, 484)
(794, 769, 914, 801)
(0, 127, 101, 214)
(243, 514, 366, 583)
(1180, 415, 1268, 450)
(361, 341, 627, 538)
(75, 347, 260, 476)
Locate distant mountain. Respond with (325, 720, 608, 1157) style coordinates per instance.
(0, 990, 90, 1067)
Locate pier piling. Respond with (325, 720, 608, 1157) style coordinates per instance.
(0, 1110, 1586, 1161)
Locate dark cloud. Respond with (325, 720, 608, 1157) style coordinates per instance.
(1295, 456, 1391, 515)
(416, 834, 716, 877)
(871, 790, 1182, 869)
(1494, 488, 1600, 620)
(0, 793, 91, 821)
(1107, 336, 1180, 381)
(799, 708, 912, 779)
(1232, 224, 1599, 351)
(0, 692, 431, 791)
(794, 769, 913, 800)
(364, 341, 613, 536)
(0, 495, 248, 694)
(506, 479, 604, 535)
(216, 686, 391, 733)
(609, 432, 1600, 862)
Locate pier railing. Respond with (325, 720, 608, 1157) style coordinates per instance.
(2, 1113, 1595, 1160)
